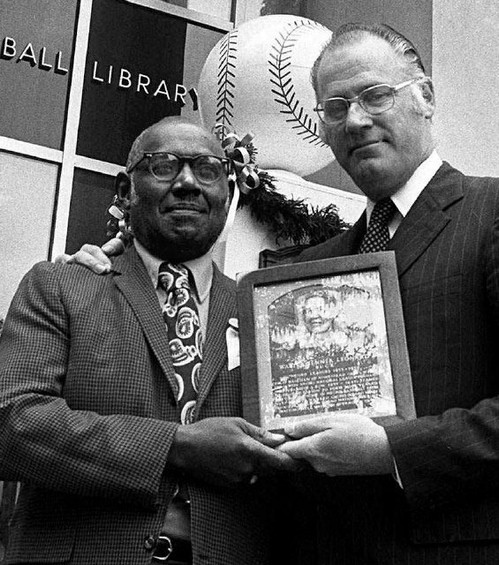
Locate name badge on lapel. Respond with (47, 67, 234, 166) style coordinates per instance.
(226, 317, 240, 371)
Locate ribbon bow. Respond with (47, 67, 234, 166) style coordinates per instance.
(106, 195, 132, 241)
(214, 124, 260, 194)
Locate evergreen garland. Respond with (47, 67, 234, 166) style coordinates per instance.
(238, 170, 350, 245)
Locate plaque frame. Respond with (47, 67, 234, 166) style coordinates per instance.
(236, 251, 415, 431)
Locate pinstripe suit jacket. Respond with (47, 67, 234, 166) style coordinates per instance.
(0, 246, 279, 565)
(296, 163, 499, 565)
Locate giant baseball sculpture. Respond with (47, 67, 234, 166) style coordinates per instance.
(198, 15, 334, 177)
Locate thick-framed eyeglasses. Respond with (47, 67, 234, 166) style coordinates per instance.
(128, 152, 232, 184)
(314, 77, 424, 125)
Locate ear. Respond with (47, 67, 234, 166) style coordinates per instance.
(115, 172, 132, 206)
(318, 121, 328, 144)
(419, 77, 435, 119)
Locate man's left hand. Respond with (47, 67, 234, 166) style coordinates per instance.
(53, 240, 125, 273)
(278, 413, 394, 476)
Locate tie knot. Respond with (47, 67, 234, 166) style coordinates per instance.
(370, 198, 396, 226)
(158, 263, 190, 294)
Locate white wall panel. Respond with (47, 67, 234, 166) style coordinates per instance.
(0, 152, 58, 318)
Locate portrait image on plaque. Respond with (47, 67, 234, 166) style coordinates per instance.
(237, 252, 415, 431)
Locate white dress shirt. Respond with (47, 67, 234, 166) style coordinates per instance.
(134, 239, 213, 334)
(365, 150, 443, 234)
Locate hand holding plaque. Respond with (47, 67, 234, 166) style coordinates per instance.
(278, 413, 394, 476)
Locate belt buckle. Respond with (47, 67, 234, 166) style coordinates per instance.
(152, 534, 173, 562)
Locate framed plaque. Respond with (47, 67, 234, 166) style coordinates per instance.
(236, 251, 415, 431)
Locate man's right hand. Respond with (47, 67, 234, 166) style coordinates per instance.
(53, 238, 125, 274)
(167, 417, 301, 486)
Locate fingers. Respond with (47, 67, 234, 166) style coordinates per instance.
(245, 422, 287, 448)
(252, 440, 304, 473)
(284, 416, 334, 439)
(52, 243, 120, 273)
(101, 237, 125, 257)
(169, 417, 303, 486)
(242, 423, 303, 473)
(53, 246, 112, 273)
(70, 247, 112, 274)
(278, 434, 338, 476)
(256, 442, 302, 472)
(278, 436, 316, 459)
(284, 413, 371, 439)
(53, 253, 72, 264)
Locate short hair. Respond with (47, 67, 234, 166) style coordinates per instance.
(311, 22, 426, 96)
(125, 116, 212, 173)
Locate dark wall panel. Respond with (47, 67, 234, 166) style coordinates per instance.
(77, 0, 188, 166)
(66, 169, 115, 255)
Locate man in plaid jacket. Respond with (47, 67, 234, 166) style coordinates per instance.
(0, 117, 301, 565)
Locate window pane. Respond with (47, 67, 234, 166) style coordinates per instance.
(65, 169, 116, 255)
(168, 0, 232, 21)
(0, 152, 58, 318)
(77, 0, 224, 165)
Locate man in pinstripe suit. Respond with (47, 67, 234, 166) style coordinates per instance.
(0, 117, 301, 565)
(280, 23, 499, 564)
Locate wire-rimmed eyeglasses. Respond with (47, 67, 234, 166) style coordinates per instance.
(127, 152, 232, 184)
(314, 77, 425, 125)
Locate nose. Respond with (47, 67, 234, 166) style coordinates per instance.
(171, 162, 201, 194)
(344, 101, 373, 132)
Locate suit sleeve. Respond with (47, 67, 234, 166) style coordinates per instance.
(386, 207, 499, 512)
(0, 262, 178, 508)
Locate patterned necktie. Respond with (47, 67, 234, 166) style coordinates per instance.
(358, 198, 397, 253)
(158, 263, 203, 425)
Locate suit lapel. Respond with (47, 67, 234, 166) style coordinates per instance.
(387, 163, 464, 277)
(113, 247, 179, 394)
(342, 213, 367, 254)
(196, 265, 236, 408)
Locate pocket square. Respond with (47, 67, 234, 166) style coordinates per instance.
(226, 318, 240, 371)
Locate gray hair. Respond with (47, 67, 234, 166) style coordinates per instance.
(311, 22, 426, 96)
(125, 116, 210, 173)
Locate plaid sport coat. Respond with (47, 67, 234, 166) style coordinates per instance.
(0, 246, 277, 565)
(297, 163, 499, 565)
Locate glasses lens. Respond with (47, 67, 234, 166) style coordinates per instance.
(150, 153, 179, 180)
(321, 98, 349, 123)
(193, 156, 225, 183)
(361, 85, 394, 114)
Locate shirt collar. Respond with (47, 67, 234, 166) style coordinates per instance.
(133, 239, 213, 303)
(366, 150, 443, 221)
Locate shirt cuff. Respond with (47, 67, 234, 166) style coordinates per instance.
(392, 457, 404, 488)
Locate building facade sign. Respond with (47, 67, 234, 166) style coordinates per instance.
(77, 0, 191, 165)
(0, 0, 77, 149)
(90, 60, 190, 103)
(0, 37, 69, 75)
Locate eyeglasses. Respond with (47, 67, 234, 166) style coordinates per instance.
(128, 152, 231, 184)
(314, 78, 423, 125)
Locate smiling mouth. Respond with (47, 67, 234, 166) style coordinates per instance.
(162, 204, 206, 214)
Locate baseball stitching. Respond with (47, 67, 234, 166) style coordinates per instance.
(269, 19, 328, 147)
(215, 29, 238, 128)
